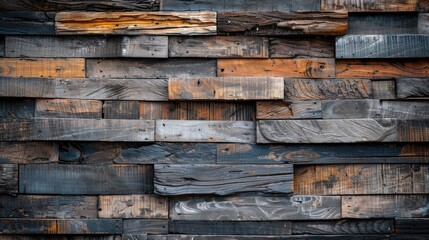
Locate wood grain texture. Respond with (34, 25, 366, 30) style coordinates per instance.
(154, 164, 293, 195)
(5, 36, 168, 58)
(87, 59, 216, 78)
(256, 101, 322, 119)
(322, 100, 381, 119)
(103, 101, 140, 119)
(168, 77, 284, 100)
(35, 99, 102, 118)
(155, 120, 255, 143)
(0, 195, 98, 218)
(348, 13, 418, 34)
(0, 219, 57, 234)
(257, 119, 397, 143)
(396, 78, 429, 99)
(371, 80, 396, 99)
(0, 58, 85, 78)
(170, 196, 341, 220)
(342, 195, 429, 218)
(56, 12, 216, 35)
(169, 36, 268, 58)
(99, 195, 168, 219)
(56, 219, 122, 234)
(0, 12, 55, 35)
(123, 235, 148, 240)
(321, 0, 418, 12)
(336, 35, 429, 58)
(381, 101, 429, 119)
(0, 164, 18, 194)
(420, 13, 429, 34)
(396, 218, 429, 234)
(269, 37, 334, 58)
(397, 119, 429, 142)
(164, 235, 389, 240)
(0, 36, 3, 57)
(292, 219, 394, 235)
(0, 99, 34, 119)
(336, 59, 429, 78)
(0, 142, 57, 164)
(124, 219, 168, 234)
(218, 59, 335, 78)
(0, 236, 122, 240)
(0, 77, 168, 101)
(217, 11, 348, 36)
(19, 165, 153, 194)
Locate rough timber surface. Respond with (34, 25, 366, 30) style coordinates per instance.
(0, 142, 57, 164)
(396, 78, 429, 99)
(321, 0, 418, 12)
(98, 195, 168, 219)
(0, 12, 55, 35)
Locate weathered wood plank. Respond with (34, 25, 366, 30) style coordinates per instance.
(0, 36, 3, 57)
(336, 59, 429, 78)
(396, 78, 429, 99)
(103, 101, 139, 119)
(420, 13, 429, 34)
(124, 220, 168, 234)
(0, 58, 85, 78)
(99, 195, 168, 219)
(169, 221, 292, 235)
(322, 100, 381, 119)
(155, 120, 255, 143)
(87, 59, 216, 78)
(256, 101, 322, 119)
(154, 164, 293, 195)
(170, 196, 341, 220)
(164, 235, 388, 240)
(321, 0, 418, 12)
(0, 99, 34, 119)
(336, 35, 429, 58)
(269, 37, 334, 58)
(19, 165, 153, 194)
(169, 36, 268, 58)
(348, 13, 418, 34)
(397, 119, 429, 142)
(57, 219, 122, 234)
(284, 79, 372, 101)
(168, 77, 284, 100)
(123, 235, 148, 240)
(257, 119, 397, 143)
(0, 219, 57, 234)
(293, 219, 394, 235)
(217, 11, 348, 36)
(391, 235, 429, 240)
(0, 12, 55, 35)
(56, 12, 216, 35)
(381, 101, 429, 119)
(5, 36, 168, 58)
(218, 59, 335, 78)
(0, 164, 18, 194)
(0, 142, 57, 164)
(35, 99, 102, 118)
(396, 218, 429, 234)
(0, 236, 121, 240)
(371, 80, 396, 99)
(342, 195, 429, 218)
(0, 195, 98, 218)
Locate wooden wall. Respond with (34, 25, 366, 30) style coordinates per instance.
(0, 0, 429, 239)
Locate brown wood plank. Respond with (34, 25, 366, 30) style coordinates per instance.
(169, 36, 268, 58)
(0, 99, 35, 119)
(154, 164, 293, 195)
(0, 12, 56, 35)
(0, 142, 57, 164)
(99, 195, 168, 219)
(0, 219, 57, 234)
(348, 13, 418, 34)
(56, 219, 122, 234)
(19, 164, 153, 194)
(321, 0, 418, 12)
(321, 100, 381, 119)
(55, 12, 216, 35)
(218, 59, 335, 78)
(0, 58, 85, 78)
(0, 119, 31, 141)
(170, 196, 341, 220)
(0, 164, 18, 194)
(217, 11, 348, 36)
(169, 77, 284, 100)
(397, 119, 429, 142)
(269, 37, 334, 58)
(123, 235, 148, 240)
(292, 219, 394, 235)
(396, 78, 429, 99)
(257, 101, 322, 119)
(124, 219, 168, 234)
(103, 101, 140, 119)
(420, 13, 429, 33)
(35, 99, 102, 118)
(396, 218, 429, 234)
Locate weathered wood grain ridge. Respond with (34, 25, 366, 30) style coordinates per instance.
(256, 101, 322, 119)
(0, 12, 56, 35)
(99, 195, 168, 219)
(396, 78, 429, 99)
(0, 99, 34, 119)
(55, 12, 217, 35)
(35, 99, 103, 118)
(0, 142, 57, 164)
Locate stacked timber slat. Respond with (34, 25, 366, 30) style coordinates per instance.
(0, 0, 428, 239)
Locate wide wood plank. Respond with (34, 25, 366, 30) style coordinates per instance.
(396, 78, 429, 99)
(35, 99, 102, 118)
(293, 219, 394, 235)
(0, 195, 98, 218)
(168, 77, 284, 100)
(322, 100, 381, 119)
(419, 13, 429, 34)
(169, 36, 268, 58)
(19, 165, 153, 194)
(342, 195, 429, 218)
(269, 37, 334, 58)
(0, 219, 57, 234)
(170, 196, 341, 220)
(218, 59, 335, 78)
(155, 120, 255, 143)
(217, 11, 348, 36)
(336, 35, 429, 58)
(57, 219, 122, 234)
(56, 12, 216, 35)
(256, 101, 322, 119)
(0, 12, 55, 35)
(336, 59, 429, 78)
(257, 119, 397, 143)
(321, 0, 418, 12)
(397, 119, 429, 142)
(99, 195, 168, 219)
(0, 164, 18, 194)
(396, 218, 429, 234)
(124, 219, 168, 234)
(0, 142, 57, 164)
(0, 77, 168, 101)
(103, 101, 140, 119)
(0, 99, 34, 119)
(381, 101, 429, 119)
(348, 13, 418, 34)
(5, 36, 168, 58)
(154, 164, 293, 195)
(87, 59, 216, 78)
(0, 58, 85, 78)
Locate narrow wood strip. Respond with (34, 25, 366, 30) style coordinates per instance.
(396, 78, 429, 99)
(0, 142, 58, 164)
(0, 236, 121, 240)
(99, 195, 168, 219)
(123, 219, 168, 234)
(103, 101, 139, 119)
(0, 164, 18, 194)
(56, 219, 122, 234)
(371, 80, 396, 99)
(322, 100, 381, 119)
(0, 99, 34, 119)
(321, 0, 418, 12)
(0, 219, 57, 234)
(35, 99, 102, 118)
(0, 12, 55, 35)
(256, 101, 322, 119)
(0, 36, 3, 57)
(292, 219, 394, 235)
(348, 13, 418, 34)
(396, 218, 429, 234)
(269, 37, 334, 58)
(166, 235, 388, 240)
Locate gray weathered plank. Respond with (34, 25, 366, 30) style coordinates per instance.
(257, 119, 397, 143)
(420, 13, 429, 34)
(396, 218, 429, 234)
(371, 80, 396, 99)
(269, 37, 334, 58)
(322, 100, 381, 119)
(0, 142, 58, 164)
(0, 36, 3, 57)
(123, 235, 148, 240)
(397, 119, 429, 142)
(103, 101, 140, 119)
(0, 236, 121, 240)
(0, 219, 57, 234)
(348, 13, 418, 34)
(0, 164, 18, 194)
(293, 219, 394, 235)
(124, 219, 168, 234)
(19, 165, 153, 194)
(154, 164, 293, 195)
(164, 235, 388, 240)
(57, 219, 122, 234)
(170, 196, 341, 220)
(381, 101, 429, 119)
(321, 0, 418, 12)
(99, 195, 168, 219)
(35, 99, 102, 118)
(0, 12, 55, 35)
(155, 120, 255, 143)
(396, 78, 429, 99)
(0, 99, 34, 119)
(256, 101, 322, 119)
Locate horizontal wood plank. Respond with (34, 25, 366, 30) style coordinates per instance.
(0, 99, 35, 119)
(322, 100, 381, 119)
(35, 99, 102, 118)
(348, 13, 418, 34)
(321, 0, 418, 12)
(165, 235, 388, 240)
(0, 12, 55, 35)
(256, 101, 322, 119)
(56, 219, 122, 234)
(0, 219, 57, 234)
(420, 13, 429, 34)
(0, 36, 3, 57)
(103, 101, 140, 119)
(269, 37, 334, 58)
(99, 195, 168, 219)
(381, 101, 429, 119)
(293, 219, 394, 235)
(0, 236, 121, 240)
(397, 119, 429, 142)
(0, 142, 57, 164)
(396, 218, 429, 234)
(0, 164, 18, 194)
(396, 78, 429, 99)
(124, 219, 168, 234)
(371, 80, 396, 99)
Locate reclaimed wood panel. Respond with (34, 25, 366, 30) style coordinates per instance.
(169, 36, 268, 58)
(103, 101, 139, 119)
(170, 196, 341, 220)
(99, 195, 168, 219)
(0, 142, 57, 164)
(0, 195, 98, 218)
(35, 99, 102, 118)
(154, 164, 293, 195)
(348, 13, 418, 34)
(124, 219, 168, 234)
(56, 219, 122, 234)
(19, 165, 153, 194)
(293, 219, 394, 235)
(396, 218, 429, 234)
(0, 164, 18, 194)
(321, 0, 418, 12)
(155, 120, 255, 143)
(0, 219, 57, 234)
(168, 77, 284, 100)
(122, 235, 148, 240)
(322, 100, 381, 119)
(372, 80, 396, 99)
(256, 101, 322, 119)
(56, 12, 216, 35)
(336, 59, 429, 78)
(5, 36, 168, 58)
(0, 236, 121, 240)
(396, 78, 429, 99)
(381, 101, 429, 119)
(397, 119, 429, 142)
(0, 12, 55, 35)
(269, 37, 334, 58)
(87, 59, 216, 78)
(217, 11, 348, 36)
(342, 195, 429, 218)
(0, 99, 34, 119)
(0, 36, 3, 57)
(420, 13, 429, 34)
(0, 58, 85, 78)
(166, 235, 389, 240)
(218, 59, 335, 78)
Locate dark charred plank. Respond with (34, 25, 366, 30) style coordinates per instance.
(0, 12, 55, 35)
(269, 37, 334, 58)
(292, 219, 394, 235)
(396, 218, 429, 234)
(103, 101, 140, 119)
(0, 99, 35, 119)
(348, 13, 418, 34)
(0, 164, 18, 194)
(396, 78, 429, 99)
(99, 195, 168, 219)
(123, 219, 168, 234)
